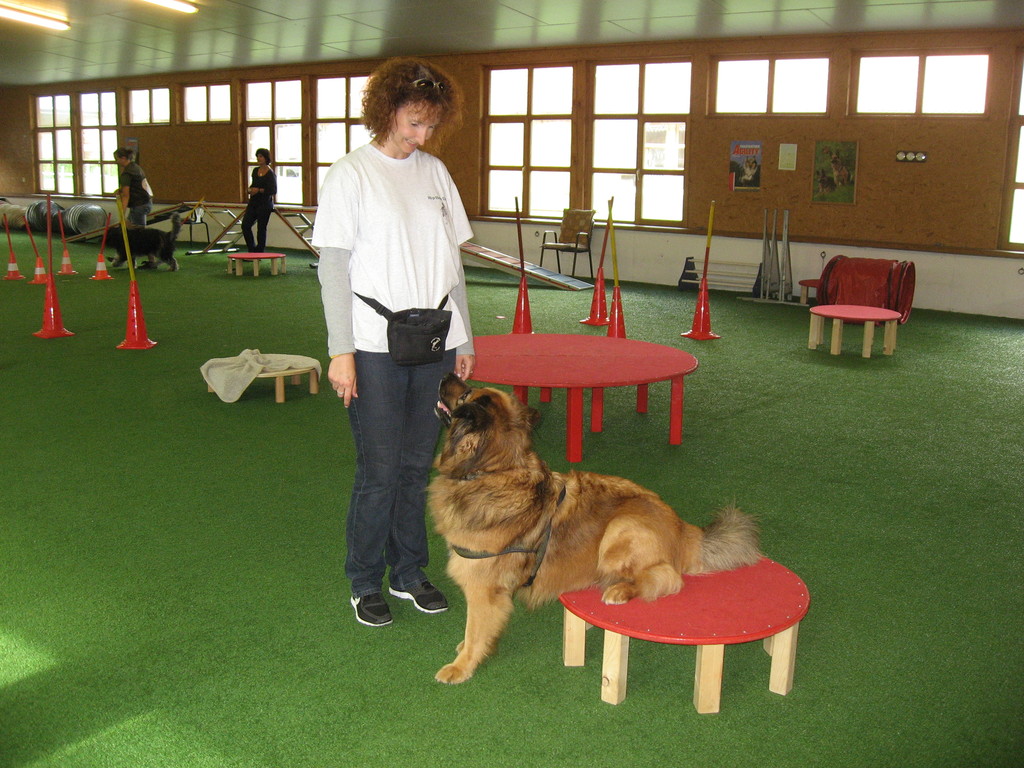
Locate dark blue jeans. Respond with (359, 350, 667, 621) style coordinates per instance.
(241, 205, 272, 252)
(344, 348, 455, 598)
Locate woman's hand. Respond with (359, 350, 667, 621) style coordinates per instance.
(455, 354, 475, 381)
(328, 354, 357, 407)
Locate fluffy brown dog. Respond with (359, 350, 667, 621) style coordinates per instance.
(429, 372, 761, 684)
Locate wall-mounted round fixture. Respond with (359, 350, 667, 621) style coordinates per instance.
(896, 151, 907, 160)
(915, 152, 927, 161)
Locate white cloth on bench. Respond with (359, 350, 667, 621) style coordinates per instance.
(201, 349, 321, 403)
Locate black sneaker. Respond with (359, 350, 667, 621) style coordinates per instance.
(389, 581, 449, 614)
(350, 593, 393, 627)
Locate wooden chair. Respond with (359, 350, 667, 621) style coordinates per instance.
(539, 208, 596, 277)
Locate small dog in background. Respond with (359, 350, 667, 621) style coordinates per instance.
(108, 213, 181, 271)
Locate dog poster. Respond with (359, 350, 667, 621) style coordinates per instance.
(729, 140, 762, 190)
(812, 140, 857, 203)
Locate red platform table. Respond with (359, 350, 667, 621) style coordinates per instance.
(559, 558, 810, 714)
(471, 334, 699, 463)
(808, 304, 901, 358)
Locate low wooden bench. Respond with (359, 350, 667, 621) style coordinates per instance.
(227, 252, 286, 276)
(808, 304, 901, 358)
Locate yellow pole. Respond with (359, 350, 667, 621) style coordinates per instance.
(115, 198, 137, 283)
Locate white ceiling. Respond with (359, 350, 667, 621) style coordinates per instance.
(1, 0, 1022, 87)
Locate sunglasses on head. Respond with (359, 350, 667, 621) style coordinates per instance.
(412, 78, 447, 92)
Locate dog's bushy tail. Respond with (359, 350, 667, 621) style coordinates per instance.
(699, 505, 761, 573)
(169, 212, 182, 243)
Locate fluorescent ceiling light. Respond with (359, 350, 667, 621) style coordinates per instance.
(137, 0, 198, 13)
(0, 3, 70, 30)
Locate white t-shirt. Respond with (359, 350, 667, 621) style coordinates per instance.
(312, 144, 474, 354)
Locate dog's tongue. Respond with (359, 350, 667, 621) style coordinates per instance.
(437, 400, 451, 416)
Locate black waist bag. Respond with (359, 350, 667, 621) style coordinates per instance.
(356, 293, 451, 366)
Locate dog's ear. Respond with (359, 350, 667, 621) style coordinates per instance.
(435, 396, 493, 478)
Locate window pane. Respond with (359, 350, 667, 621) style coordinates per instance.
(247, 126, 270, 159)
(773, 58, 829, 113)
(593, 173, 636, 223)
(857, 56, 918, 113)
(529, 171, 569, 217)
(490, 69, 527, 116)
(210, 85, 231, 120)
(641, 175, 684, 222)
(489, 123, 524, 166)
(349, 77, 368, 117)
(922, 54, 987, 114)
(55, 129, 72, 161)
(184, 86, 207, 122)
(318, 77, 346, 118)
(247, 82, 272, 120)
(644, 62, 691, 114)
(717, 60, 769, 113)
(82, 164, 103, 195)
(349, 123, 371, 150)
(54, 95, 71, 126)
(81, 128, 101, 161)
(532, 66, 573, 115)
(80, 93, 99, 126)
(275, 166, 302, 204)
(1017, 127, 1024, 184)
(130, 90, 150, 123)
(100, 91, 116, 125)
(530, 119, 571, 167)
(488, 169, 523, 212)
(37, 132, 53, 161)
(275, 123, 302, 163)
(317, 123, 346, 163)
(39, 164, 55, 191)
(275, 80, 302, 120)
(643, 122, 686, 171)
(1009, 189, 1024, 244)
(595, 64, 639, 114)
(37, 96, 54, 128)
(56, 163, 74, 194)
(103, 164, 119, 194)
(101, 129, 118, 157)
(152, 88, 170, 122)
(593, 119, 637, 168)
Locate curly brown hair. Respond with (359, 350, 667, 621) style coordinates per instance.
(362, 58, 464, 148)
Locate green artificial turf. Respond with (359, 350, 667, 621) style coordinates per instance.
(1, 232, 1022, 767)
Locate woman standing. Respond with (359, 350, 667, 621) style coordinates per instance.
(312, 58, 475, 627)
(241, 148, 276, 252)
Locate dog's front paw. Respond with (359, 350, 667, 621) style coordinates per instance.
(436, 662, 473, 684)
(601, 582, 636, 604)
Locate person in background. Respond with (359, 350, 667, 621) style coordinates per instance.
(114, 147, 152, 227)
(241, 148, 277, 253)
(311, 57, 475, 628)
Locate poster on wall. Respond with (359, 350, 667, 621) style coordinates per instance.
(811, 140, 857, 204)
(729, 140, 762, 190)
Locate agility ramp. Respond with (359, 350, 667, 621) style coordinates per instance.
(460, 242, 592, 291)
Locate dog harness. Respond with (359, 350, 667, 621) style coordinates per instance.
(449, 485, 565, 588)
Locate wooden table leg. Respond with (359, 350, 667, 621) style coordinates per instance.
(566, 387, 584, 462)
(669, 375, 684, 445)
(883, 320, 898, 355)
(274, 375, 285, 403)
(591, 387, 604, 432)
(861, 320, 876, 358)
(309, 370, 319, 394)
(563, 609, 588, 667)
(235, 258, 244, 276)
(808, 313, 823, 348)
(513, 385, 529, 404)
(829, 318, 844, 355)
(252, 259, 260, 277)
(694, 643, 725, 714)
(271, 257, 279, 276)
(767, 622, 800, 696)
(601, 630, 629, 705)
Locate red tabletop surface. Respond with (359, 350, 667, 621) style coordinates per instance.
(230, 252, 284, 259)
(472, 334, 698, 389)
(559, 558, 809, 645)
(810, 304, 900, 323)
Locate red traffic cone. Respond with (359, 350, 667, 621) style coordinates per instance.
(33, 273, 74, 338)
(511, 272, 532, 334)
(28, 255, 47, 284)
(579, 265, 609, 325)
(682, 276, 720, 340)
(90, 252, 113, 280)
(57, 248, 77, 275)
(606, 286, 627, 338)
(4, 250, 24, 280)
(117, 281, 157, 349)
